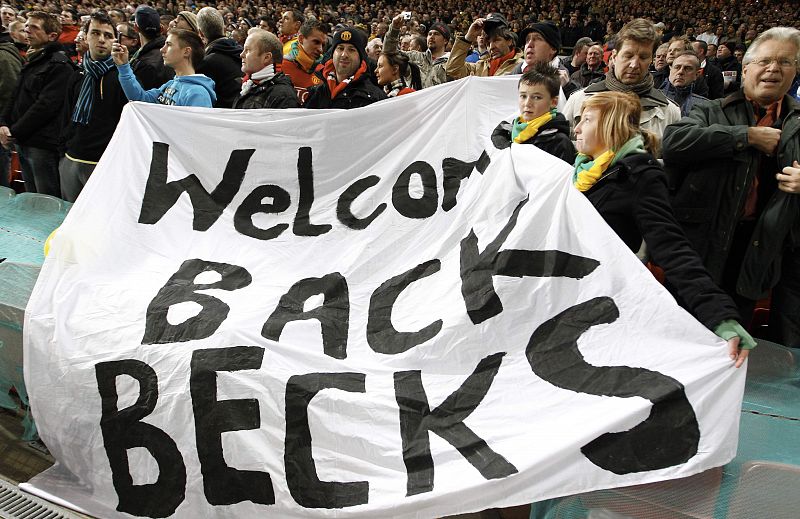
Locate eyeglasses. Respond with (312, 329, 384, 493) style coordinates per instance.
(751, 56, 798, 68)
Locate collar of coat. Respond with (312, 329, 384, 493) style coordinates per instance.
(722, 89, 800, 117)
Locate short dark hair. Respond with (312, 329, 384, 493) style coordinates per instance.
(28, 11, 61, 36)
(87, 11, 117, 38)
(693, 39, 708, 53)
(63, 8, 79, 24)
(380, 50, 410, 77)
(288, 9, 305, 26)
(168, 28, 205, 69)
(491, 27, 517, 49)
(300, 17, 327, 38)
(519, 62, 560, 98)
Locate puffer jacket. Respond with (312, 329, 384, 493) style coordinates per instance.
(232, 72, 300, 109)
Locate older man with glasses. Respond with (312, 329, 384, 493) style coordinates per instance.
(664, 27, 800, 348)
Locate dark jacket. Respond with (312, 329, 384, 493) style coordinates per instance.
(1, 42, 75, 150)
(660, 81, 709, 117)
(663, 91, 800, 299)
(570, 63, 605, 89)
(717, 55, 742, 96)
(61, 66, 128, 162)
(305, 70, 387, 109)
(699, 60, 724, 100)
(232, 72, 300, 109)
(198, 37, 243, 108)
(584, 152, 740, 328)
(130, 36, 174, 90)
(0, 41, 24, 117)
(491, 113, 576, 164)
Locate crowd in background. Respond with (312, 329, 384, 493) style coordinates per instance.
(1, 2, 799, 367)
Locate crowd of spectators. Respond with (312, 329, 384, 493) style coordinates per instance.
(0, 1, 799, 358)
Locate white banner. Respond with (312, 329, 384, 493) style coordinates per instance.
(24, 77, 744, 519)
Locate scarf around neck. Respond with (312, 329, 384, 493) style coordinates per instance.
(324, 59, 367, 99)
(573, 135, 646, 192)
(385, 78, 407, 97)
(604, 66, 655, 97)
(240, 64, 276, 95)
(489, 48, 516, 76)
(512, 109, 557, 143)
(72, 54, 115, 125)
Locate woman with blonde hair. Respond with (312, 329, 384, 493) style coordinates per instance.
(573, 90, 755, 366)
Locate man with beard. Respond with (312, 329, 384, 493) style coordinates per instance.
(304, 26, 386, 109)
(446, 13, 521, 79)
(384, 12, 449, 89)
(60, 11, 128, 201)
(282, 18, 327, 105)
(563, 18, 680, 141)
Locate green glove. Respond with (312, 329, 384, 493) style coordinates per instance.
(714, 319, 757, 350)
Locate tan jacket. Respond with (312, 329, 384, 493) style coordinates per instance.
(445, 37, 522, 80)
(383, 26, 449, 88)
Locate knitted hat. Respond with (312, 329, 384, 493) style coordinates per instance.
(519, 22, 561, 53)
(176, 11, 198, 33)
(331, 26, 368, 63)
(429, 22, 451, 41)
(134, 6, 161, 36)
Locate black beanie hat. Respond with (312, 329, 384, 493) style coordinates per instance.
(331, 26, 368, 63)
(519, 22, 561, 54)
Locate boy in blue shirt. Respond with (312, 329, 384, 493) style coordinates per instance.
(112, 28, 216, 107)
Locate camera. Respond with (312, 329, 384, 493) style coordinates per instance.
(402, 11, 411, 20)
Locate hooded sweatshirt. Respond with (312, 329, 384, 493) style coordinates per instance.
(197, 37, 243, 108)
(117, 62, 216, 107)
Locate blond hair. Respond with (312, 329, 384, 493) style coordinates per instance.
(580, 91, 660, 156)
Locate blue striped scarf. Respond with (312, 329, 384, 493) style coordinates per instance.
(72, 55, 115, 125)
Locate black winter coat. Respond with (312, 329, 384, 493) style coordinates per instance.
(584, 152, 740, 328)
(232, 73, 299, 109)
(304, 73, 387, 109)
(131, 36, 174, 90)
(61, 66, 128, 161)
(491, 113, 576, 164)
(198, 38, 243, 108)
(2, 42, 75, 150)
(699, 61, 724, 100)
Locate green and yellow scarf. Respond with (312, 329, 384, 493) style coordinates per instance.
(573, 135, 646, 192)
(511, 109, 557, 144)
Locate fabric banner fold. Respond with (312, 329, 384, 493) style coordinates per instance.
(23, 76, 744, 519)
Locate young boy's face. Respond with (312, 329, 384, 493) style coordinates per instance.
(518, 82, 557, 121)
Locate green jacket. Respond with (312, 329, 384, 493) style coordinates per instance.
(663, 90, 800, 299)
(0, 42, 24, 118)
